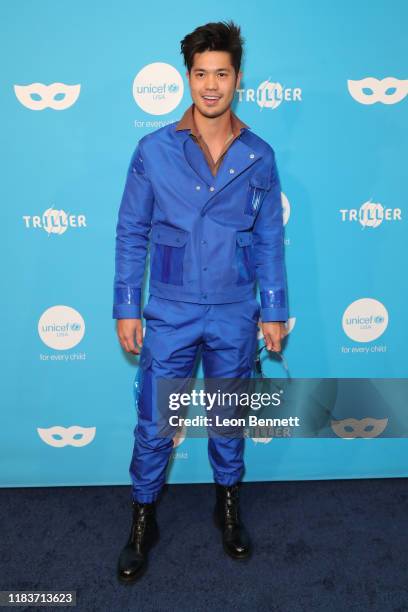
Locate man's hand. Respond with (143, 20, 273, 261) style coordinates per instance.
(116, 319, 143, 354)
(260, 321, 287, 352)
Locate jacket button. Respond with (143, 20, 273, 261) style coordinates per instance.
(209, 186, 215, 192)
(249, 153, 255, 159)
(196, 185, 201, 190)
(229, 168, 235, 174)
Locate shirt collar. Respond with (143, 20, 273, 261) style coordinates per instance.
(175, 102, 249, 138)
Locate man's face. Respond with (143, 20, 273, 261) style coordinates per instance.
(186, 50, 242, 119)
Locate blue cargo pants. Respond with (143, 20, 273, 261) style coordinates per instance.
(129, 294, 260, 503)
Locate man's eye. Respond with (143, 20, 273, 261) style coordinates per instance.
(218, 73, 227, 77)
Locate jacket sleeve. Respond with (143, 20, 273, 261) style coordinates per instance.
(252, 150, 289, 322)
(112, 139, 154, 319)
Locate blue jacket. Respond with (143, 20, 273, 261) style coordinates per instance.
(112, 119, 288, 322)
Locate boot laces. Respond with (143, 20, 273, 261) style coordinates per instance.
(131, 504, 152, 541)
(224, 487, 240, 524)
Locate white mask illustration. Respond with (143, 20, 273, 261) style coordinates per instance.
(14, 82, 81, 110)
(347, 77, 408, 105)
(37, 425, 96, 447)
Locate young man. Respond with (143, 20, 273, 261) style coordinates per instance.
(112, 21, 288, 583)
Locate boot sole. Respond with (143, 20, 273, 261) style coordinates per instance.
(213, 510, 252, 560)
(117, 527, 160, 585)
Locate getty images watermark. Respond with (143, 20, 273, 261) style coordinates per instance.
(151, 377, 301, 439)
(167, 387, 299, 429)
(147, 378, 408, 440)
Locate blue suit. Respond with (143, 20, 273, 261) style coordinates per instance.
(113, 118, 288, 502)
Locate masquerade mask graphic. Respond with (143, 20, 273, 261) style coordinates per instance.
(331, 417, 388, 438)
(14, 82, 81, 110)
(37, 425, 96, 447)
(347, 77, 408, 105)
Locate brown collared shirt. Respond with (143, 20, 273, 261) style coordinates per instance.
(175, 103, 249, 177)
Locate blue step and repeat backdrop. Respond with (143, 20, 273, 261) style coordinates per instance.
(1, 0, 407, 488)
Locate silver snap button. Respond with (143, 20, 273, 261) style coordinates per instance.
(196, 185, 201, 190)
(249, 153, 255, 159)
(229, 168, 235, 174)
(209, 186, 215, 192)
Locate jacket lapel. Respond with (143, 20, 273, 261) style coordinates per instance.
(183, 135, 214, 187)
(213, 136, 262, 193)
(174, 127, 263, 208)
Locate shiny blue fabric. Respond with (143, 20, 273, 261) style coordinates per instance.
(112, 117, 288, 322)
(129, 295, 260, 503)
(260, 288, 287, 308)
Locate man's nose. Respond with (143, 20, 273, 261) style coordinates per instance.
(205, 74, 218, 89)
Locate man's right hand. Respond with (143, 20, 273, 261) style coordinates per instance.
(116, 319, 143, 354)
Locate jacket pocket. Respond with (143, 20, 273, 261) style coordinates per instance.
(244, 174, 271, 216)
(150, 224, 189, 286)
(236, 230, 256, 285)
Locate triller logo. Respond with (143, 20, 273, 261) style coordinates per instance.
(38, 305, 85, 350)
(340, 200, 401, 228)
(132, 62, 184, 115)
(347, 77, 408, 105)
(14, 83, 81, 110)
(236, 78, 302, 109)
(37, 425, 96, 447)
(23, 208, 87, 234)
(342, 298, 388, 343)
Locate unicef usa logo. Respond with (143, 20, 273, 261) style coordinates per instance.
(236, 78, 302, 109)
(340, 199, 402, 228)
(14, 83, 80, 110)
(347, 77, 408, 105)
(342, 299, 388, 343)
(23, 208, 87, 234)
(38, 306, 85, 350)
(133, 62, 184, 115)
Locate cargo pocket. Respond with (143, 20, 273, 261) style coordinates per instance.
(133, 345, 153, 418)
(236, 230, 256, 285)
(244, 174, 271, 216)
(150, 224, 189, 285)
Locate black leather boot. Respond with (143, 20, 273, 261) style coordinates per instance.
(117, 501, 159, 583)
(213, 483, 251, 559)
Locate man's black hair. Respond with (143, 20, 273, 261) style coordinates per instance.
(180, 20, 244, 77)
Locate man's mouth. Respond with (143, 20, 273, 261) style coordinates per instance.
(202, 95, 221, 106)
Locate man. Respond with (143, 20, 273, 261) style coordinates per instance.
(112, 21, 288, 583)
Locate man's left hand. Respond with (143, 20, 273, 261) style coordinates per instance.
(260, 321, 287, 352)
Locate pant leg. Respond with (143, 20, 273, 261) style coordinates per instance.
(129, 296, 203, 503)
(201, 298, 260, 486)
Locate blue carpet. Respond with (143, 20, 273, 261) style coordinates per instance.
(1, 479, 408, 611)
